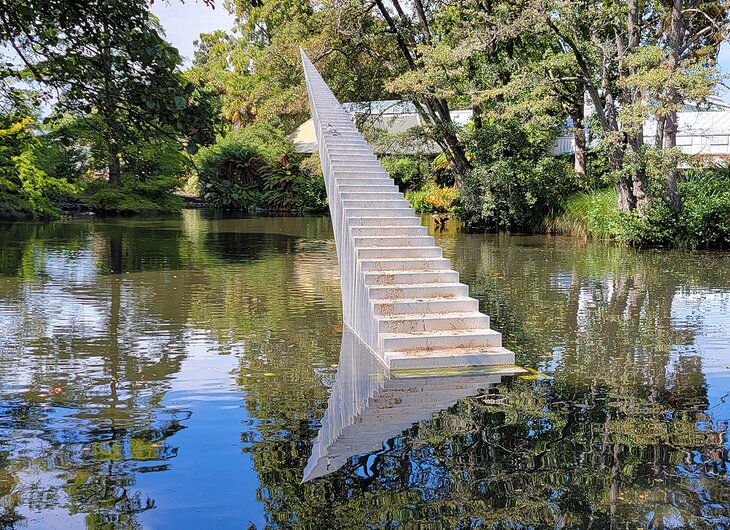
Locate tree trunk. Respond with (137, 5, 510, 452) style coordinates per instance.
(628, 136, 649, 215)
(654, 115, 666, 149)
(108, 140, 121, 186)
(468, 60, 482, 130)
(623, 0, 649, 214)
(443, 138, 471, 188)
(574, 127, 587, 178)
(616, 178, 635, 211)
(609, 146, 635, 211)
(574, 126, 587, 178)
(569, 84, 587, 178)
(662, 0, 684, 213)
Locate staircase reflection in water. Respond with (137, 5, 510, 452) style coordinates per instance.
(304, 327, 524, 481)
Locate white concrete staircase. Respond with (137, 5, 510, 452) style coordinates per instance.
(301, 50, 515, 370)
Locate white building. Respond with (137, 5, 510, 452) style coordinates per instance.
(551, 97, 730, 157)
(290, 98, 730, 158)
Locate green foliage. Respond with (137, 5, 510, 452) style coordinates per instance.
(550, 170, 730, 249)
(32, 135, 88, 184)
(190, 1, 400, 131)
(676, 170, 730, 248)
(196, 124, 327, 212)
(380, 156, 425, 191)
(12, 150, 77, 216)
(3, 0, 216, 187)
(0, 111, 77, 218)
(406, 183, 458, 213)
(457, 123, 580, 231)
(83, 175, 183, 213)
(619, 169, 730, 249)
(196, 126, 274, 209)
(296, 154, 328, 213)
(122, 133, 189, 182)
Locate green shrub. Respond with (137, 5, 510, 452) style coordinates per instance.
(84, 174, 183, 213)
(32, 135, 88, 184)
(676, 171, 730, 248)
(195, 130, 267, 208)
(406, 183, 458, 212)
(459, 155, 578, 231)
(549, 169, 730, 249)
(0, 117, 77, 219)
(381, 156, 426, 191)
(457, 120, 580, 231)
(195, 124, 327, 211)
(296, 154, 328, 212)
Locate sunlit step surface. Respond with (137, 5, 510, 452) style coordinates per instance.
(360, 258, 450, 272)
(367, 283, 467, 299)
(363, 270, 460, 286)
(373, 296, 480, 316)
(377, 312, 490, 333)
(386, 347, 515, 370)
(357, 247, 443, 259)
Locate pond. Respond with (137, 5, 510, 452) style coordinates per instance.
(0, 210, 728, 529)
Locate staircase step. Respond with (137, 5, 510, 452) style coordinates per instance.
(342, 199, 410, 209)
(333, 170, 390, 178)
(385, 347, 515, 370)
(352, 235, 435, 247)
(329, 155, 380, 163)
(367, 282, 467, 300)
(372, 296, 478, 315)
(325, 147, 373, 154)
(377, 312, 489, 333)
(330, 162, 388, 172)
(381, 329, 502, 353)
(345, 208, 415, 218)
(359, 257, 451, 272)
(357, 247, 442, 259)
(340, 192, 404, 201)
(338, 185, 399, 192)
(334, 178, 395, 187)
(347, 217, 422, 226)
(350, 226, 427, 237)
(363, 270, 459, 286)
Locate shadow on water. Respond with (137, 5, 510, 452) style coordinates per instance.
(0, 211, 727, 529)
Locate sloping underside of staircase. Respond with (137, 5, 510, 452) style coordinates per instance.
(301, 50, 515, 370)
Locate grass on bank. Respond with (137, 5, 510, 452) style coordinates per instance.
(546, 189, 619, 240)
(547, 171, 730, 249)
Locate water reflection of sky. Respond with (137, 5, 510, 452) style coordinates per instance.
(136, 343, 266, 529)
(671, 291, 730, 426)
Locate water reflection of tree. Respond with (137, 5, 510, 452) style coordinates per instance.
(0, 221, 194, 528)
(240, 235, 729, 529)
(0, 212, 345, 528)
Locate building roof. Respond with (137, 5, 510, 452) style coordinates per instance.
(288, 100, 472, 155)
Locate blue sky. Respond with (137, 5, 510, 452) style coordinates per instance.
(151, 1, 236, 65)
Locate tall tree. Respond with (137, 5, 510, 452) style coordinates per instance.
(372, 0, 472, 186)
(1, 0, 215, 185)
(656, 0, 728, 211)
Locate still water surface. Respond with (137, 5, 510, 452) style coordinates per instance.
(0, 211, 728, 529)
